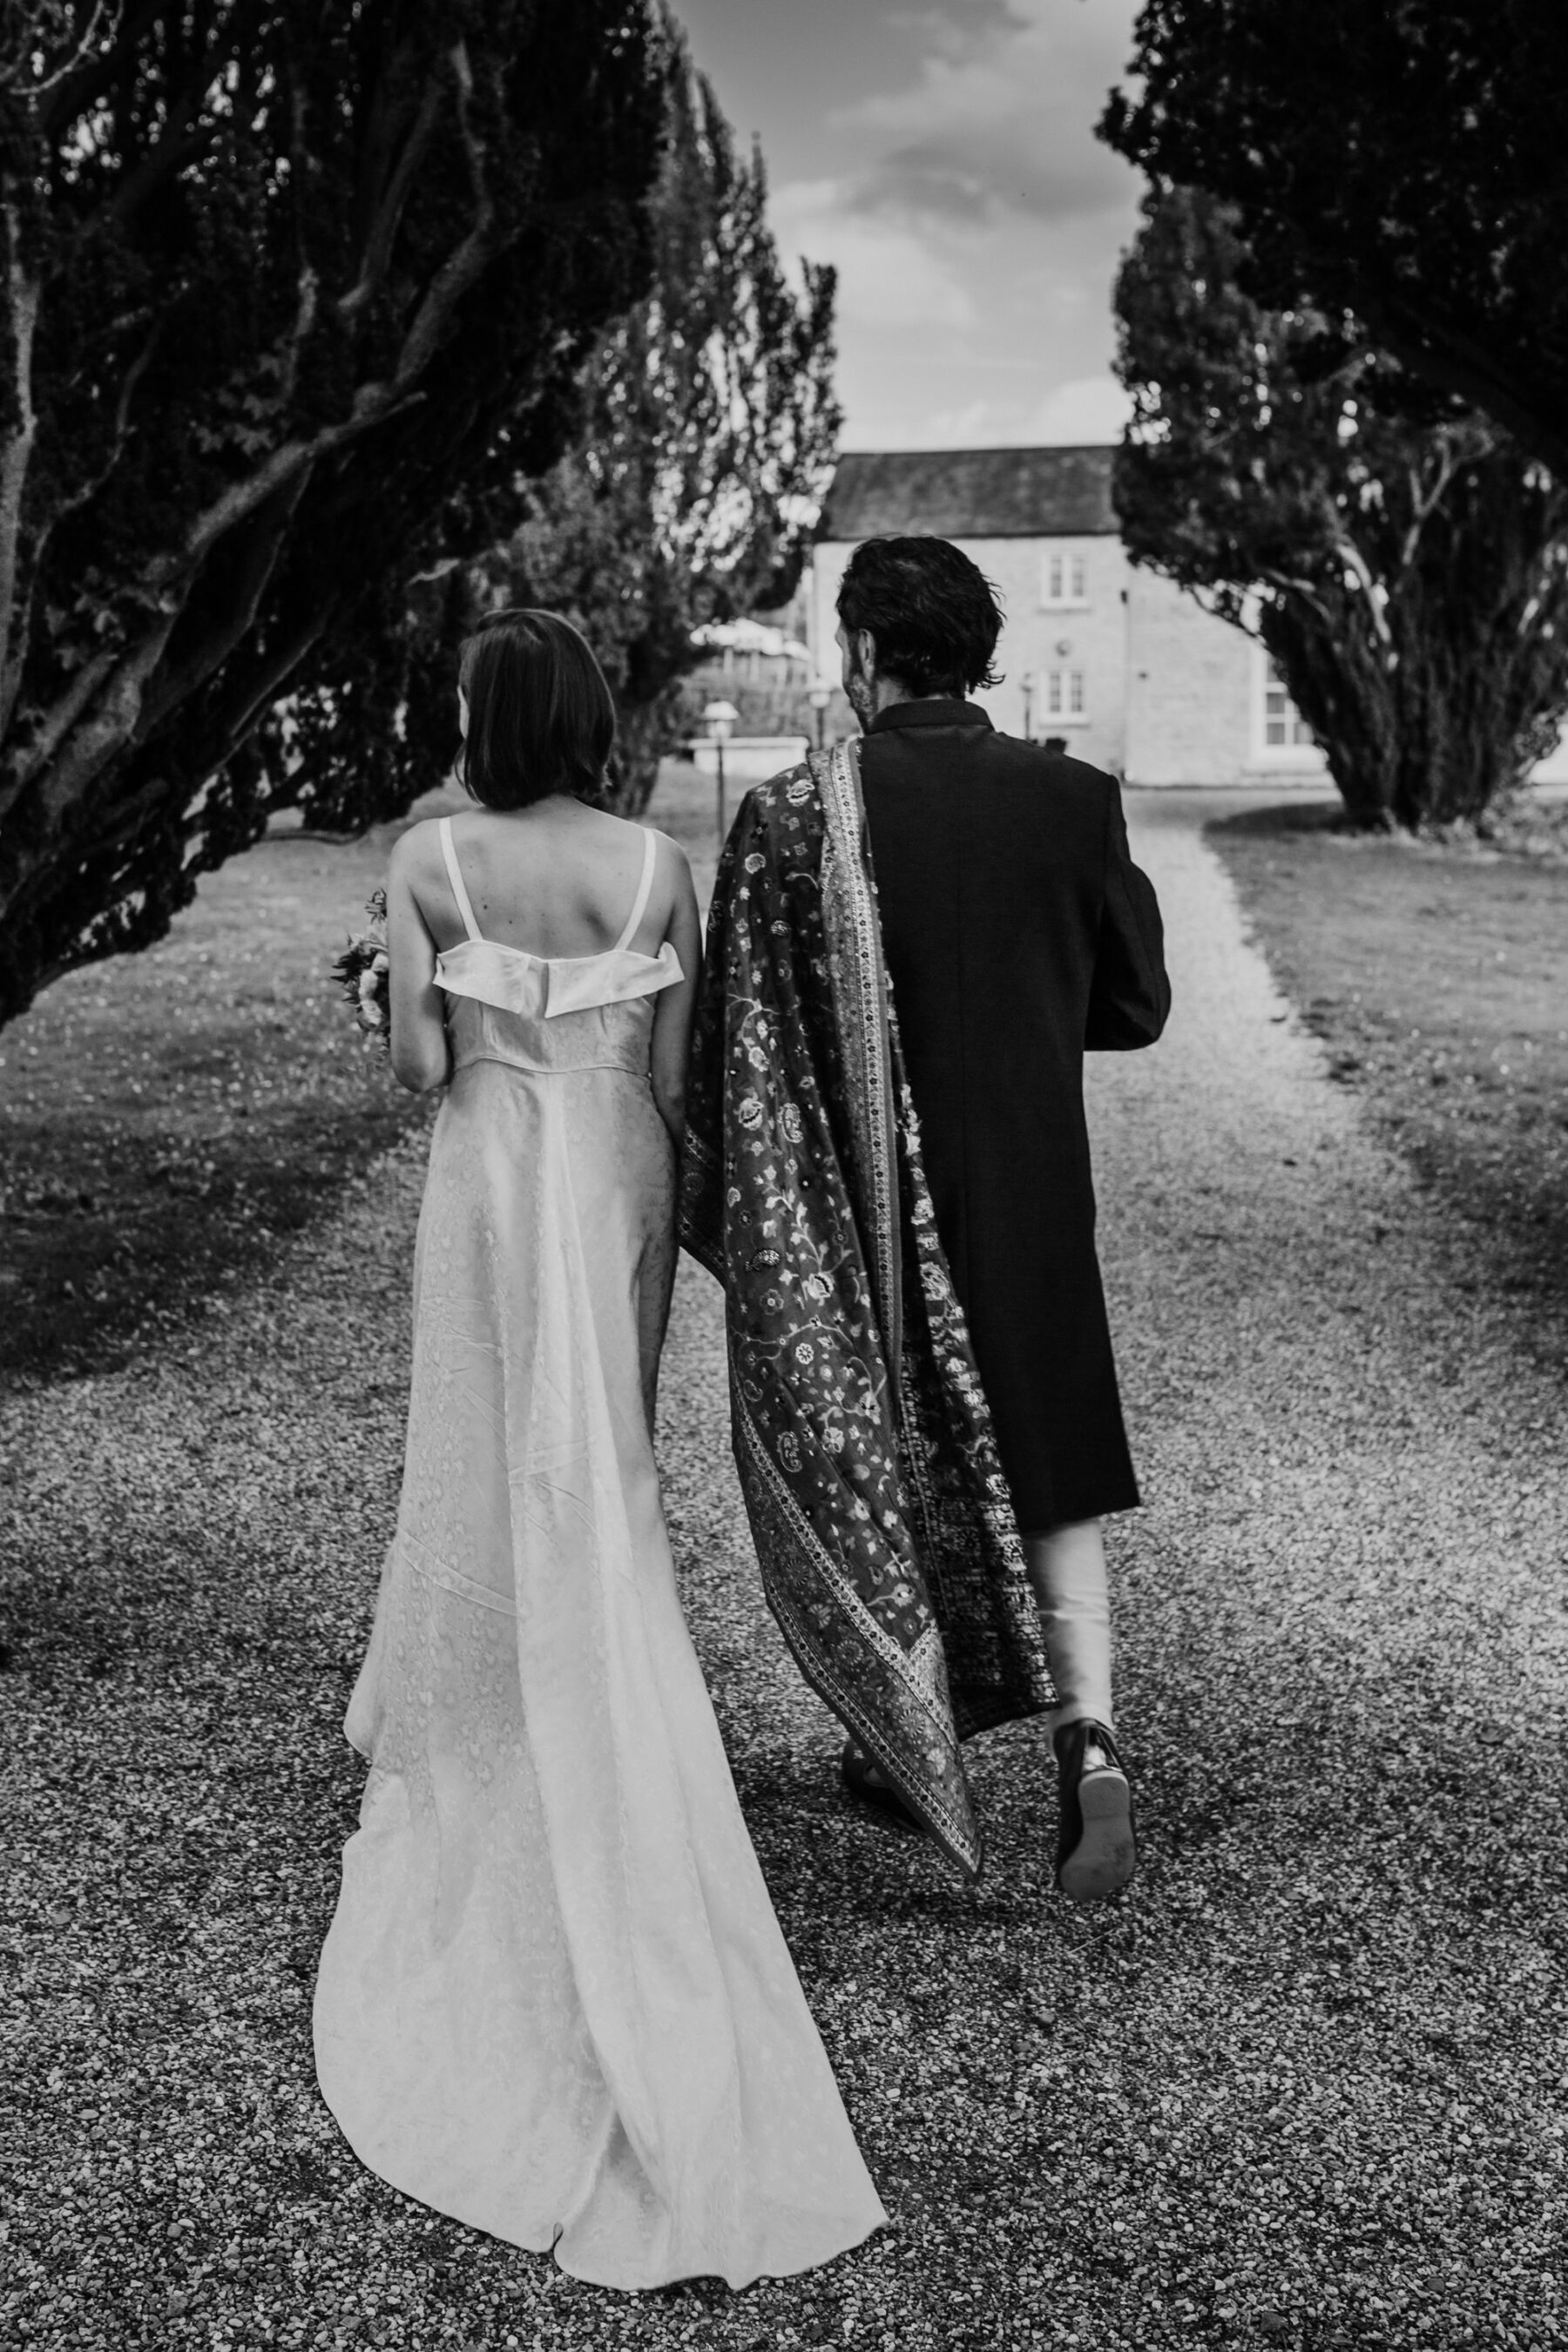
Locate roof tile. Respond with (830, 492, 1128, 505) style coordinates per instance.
(819, 444, 1117, 540)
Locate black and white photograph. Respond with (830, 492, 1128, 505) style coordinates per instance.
(3, 2, 1565, 2346)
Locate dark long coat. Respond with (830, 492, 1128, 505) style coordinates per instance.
(859, 699, 1170, 1531)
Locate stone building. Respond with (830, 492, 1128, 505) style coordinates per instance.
(808, 443, 1324, 786)
(808, 443, 1568, 787)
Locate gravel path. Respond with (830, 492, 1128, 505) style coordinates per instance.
(4, 794, 1565, 2351)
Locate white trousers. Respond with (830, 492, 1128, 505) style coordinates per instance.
(1023, 1519, 1114, 1735)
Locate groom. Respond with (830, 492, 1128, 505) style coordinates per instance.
(679, 534, 1168, 1896)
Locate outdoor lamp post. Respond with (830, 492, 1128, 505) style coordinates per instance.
(701, 699, 740, 847)
(1021, 668, 1037, 743)
(808, 677, 834, 753)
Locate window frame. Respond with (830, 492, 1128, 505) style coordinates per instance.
(1039, 548, 1090, 610)
(1043, 666, 1090, 725)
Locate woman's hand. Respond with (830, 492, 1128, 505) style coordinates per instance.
(387, 828, 452, 1093)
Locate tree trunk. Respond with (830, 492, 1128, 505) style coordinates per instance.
(607, 686, 686, 818)
(1260, 465, 1568, 833)
(1260, 602, 1399, 828)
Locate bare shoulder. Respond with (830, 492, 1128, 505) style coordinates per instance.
(388, 817, 444, 877)
(645, 826, 693, 878)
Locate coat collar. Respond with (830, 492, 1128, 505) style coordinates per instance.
(865, 698, 993, 735)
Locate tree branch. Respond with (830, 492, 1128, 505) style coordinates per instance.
(337, 73, 448, 321)
(382, 39, 501, 389)
(0, 206, 40, 738)
(138, 468, 311, 733)
(1353, 278, 1568, 486)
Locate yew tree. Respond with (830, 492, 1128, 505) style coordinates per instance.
(1114, 188, 1568, 828)
(1102, 0, 1568, 483)
(459, 44, 839, 814)
(0, 0, 669, 1027)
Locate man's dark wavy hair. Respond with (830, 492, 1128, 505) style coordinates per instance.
(836, 535, 1004, 696)
(457, 607, 614, 809)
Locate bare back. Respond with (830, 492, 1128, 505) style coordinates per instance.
(385, 794, 700, 1132)
(407, 801, 674, 962)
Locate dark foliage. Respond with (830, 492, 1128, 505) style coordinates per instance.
(1101, 0, 1568, 482)
(0, 0, 669, 1025)
(1113, 189, 1568, 828)
(456, 30, 840, 814)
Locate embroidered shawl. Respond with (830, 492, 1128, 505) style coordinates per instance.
(679, 742, 1053, 1878)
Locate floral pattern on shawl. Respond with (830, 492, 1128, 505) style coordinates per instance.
(679, 745, 1052, 1879)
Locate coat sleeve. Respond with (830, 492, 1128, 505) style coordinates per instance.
(1085, 782, 1172, 1051)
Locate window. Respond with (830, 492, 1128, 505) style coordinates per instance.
(1044, 667, 1087, 721)
(1041, 551, 1087, 606)
(1261, 655, 1314, 748)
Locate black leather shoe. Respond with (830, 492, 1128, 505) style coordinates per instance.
(841, 1742, 921, 1834)
(1054, 1718, 1137, 1900)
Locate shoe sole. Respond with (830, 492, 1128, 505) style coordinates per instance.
(1059, 1767, 1137, 1902)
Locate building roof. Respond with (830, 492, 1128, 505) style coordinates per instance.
(818, 444, 1116, 542)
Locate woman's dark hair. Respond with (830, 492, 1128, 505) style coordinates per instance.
(836, 536, 1004, 696)
(456, 608, 615, 809)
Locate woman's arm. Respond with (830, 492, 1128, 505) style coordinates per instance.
(648, 837, 702, 1145)
(387, 828, 451, 1094)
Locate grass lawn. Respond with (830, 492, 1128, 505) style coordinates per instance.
(0, 762, 723, 1390)
(1206, 799, 1568, 1363)
(0, 816, 446, 1387)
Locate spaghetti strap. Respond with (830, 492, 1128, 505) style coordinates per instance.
(613, 829, 659, 953)
(439, 816, 483, 944)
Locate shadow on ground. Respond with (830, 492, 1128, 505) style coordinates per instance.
(0, 825, 436, 1386)
(1208, 799, 1568, 1371)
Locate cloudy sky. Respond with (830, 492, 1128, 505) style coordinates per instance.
(673, 0, 1146, 454)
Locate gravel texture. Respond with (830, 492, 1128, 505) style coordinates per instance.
(3, 789, 1565, 2351)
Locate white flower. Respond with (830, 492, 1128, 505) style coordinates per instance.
(371, 950, 389, 975)
(361, 1002, 384, 1027)
(357, 969, 379, 1000)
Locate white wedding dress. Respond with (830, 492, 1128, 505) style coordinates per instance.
(314, 821, 886, 2288)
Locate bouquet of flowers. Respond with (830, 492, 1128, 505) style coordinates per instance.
(331, 888, 391, 1050)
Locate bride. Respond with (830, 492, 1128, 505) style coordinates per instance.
(313, 609, 886, 2289)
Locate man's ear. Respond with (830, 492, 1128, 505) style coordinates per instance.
(852, 627, 877, 679)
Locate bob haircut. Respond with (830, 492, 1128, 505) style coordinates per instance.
(457, 608, 615, 809)
(837, 535, 1004, 697)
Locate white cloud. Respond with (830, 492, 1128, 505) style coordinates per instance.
(754, 3, 1145, 449)
(769, 178, 977, 328)
(1024, 371, 1131, 442)
(833, 0, 1141, 227)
